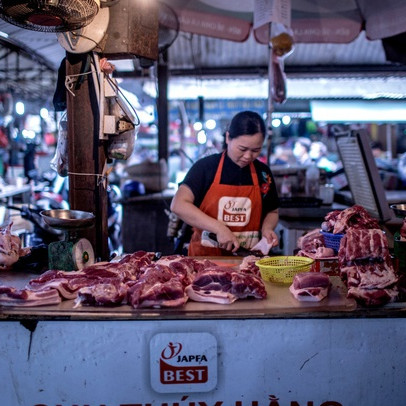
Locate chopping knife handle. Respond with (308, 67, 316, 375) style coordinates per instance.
(208, 232, 218, 242)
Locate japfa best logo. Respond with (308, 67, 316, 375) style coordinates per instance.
(218, 197, 252, 226)
(150, 332, 217, 393)
(160, 342, 208, 384)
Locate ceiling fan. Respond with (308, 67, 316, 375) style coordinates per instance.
(0, 0, 100, 32)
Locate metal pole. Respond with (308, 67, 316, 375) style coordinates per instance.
(386, 123, 393, 160)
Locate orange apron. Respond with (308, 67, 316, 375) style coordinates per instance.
(188, 152, 262, 256)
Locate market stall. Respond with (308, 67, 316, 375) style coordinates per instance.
(0, 201, 405, 405)
(0, 259, 405, 406)
(0, 3, 405, 405)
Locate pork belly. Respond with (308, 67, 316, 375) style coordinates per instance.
(185, 266, 267, 304)
(0, 285, 61, 307)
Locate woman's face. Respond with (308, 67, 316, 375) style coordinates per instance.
(226, 132, 264, 168)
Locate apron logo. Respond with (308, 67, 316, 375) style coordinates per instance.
(150, 333, 217, 393)
(218, 197, 251, 226)
(159, 342, 208, 384)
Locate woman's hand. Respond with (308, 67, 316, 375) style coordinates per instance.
(261, 209, 279, 248)
(262, 228, 279, 248)
(171, 185, 240, 252)
(215, 225, 240, 252)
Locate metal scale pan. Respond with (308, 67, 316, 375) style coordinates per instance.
(40, 210, 96, 271)
(390, 204, 406, 219)
(40, 209, 95, 231)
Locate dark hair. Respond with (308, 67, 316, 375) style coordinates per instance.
(370, 141, 383, 150)
(228, 111, 266, 140)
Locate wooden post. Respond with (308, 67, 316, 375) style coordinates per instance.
(157, 50, 169, 162)
(66, 52, 109, 261)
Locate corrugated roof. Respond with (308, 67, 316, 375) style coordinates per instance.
(0, 12, 404, 109)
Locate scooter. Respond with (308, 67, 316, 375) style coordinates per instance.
(32, 170, 69, 211)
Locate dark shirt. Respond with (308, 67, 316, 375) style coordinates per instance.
(181, 153, 279, 219)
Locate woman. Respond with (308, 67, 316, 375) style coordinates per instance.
(170, 111, 279, 256)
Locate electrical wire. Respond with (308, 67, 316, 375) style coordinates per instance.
(105, 76, 141, 126)
(69, 32, 104, 53)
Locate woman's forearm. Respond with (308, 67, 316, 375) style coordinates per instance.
(170, 185, 226, 234)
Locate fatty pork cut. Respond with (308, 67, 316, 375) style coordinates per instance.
(0, 285, 61, 307)
(338, 228, 398, 306)
(238, 255, 264, 276)
(321, 205, 379, 234)
(185, 266, 267, 304)
(339, 229, 390, 263)
(289, 272, 331, 302)
(297, 229, 325, 254)
(29, 251, 154, 303)
(127, 263, 189, 308)
(0, 252, 268, 308)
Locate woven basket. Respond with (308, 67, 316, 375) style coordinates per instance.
(320, 231, 344, 252)
(255, 256, 315, 284)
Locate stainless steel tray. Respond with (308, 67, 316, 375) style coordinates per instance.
(390, 204, 406, 218)
(40, 209, 95, 230)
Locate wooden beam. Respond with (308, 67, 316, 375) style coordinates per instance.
(66, 52, 109, 261)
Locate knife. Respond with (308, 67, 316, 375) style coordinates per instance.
(206, 232, 263, 257)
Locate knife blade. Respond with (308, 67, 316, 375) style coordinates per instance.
(206, 232, 263, 257)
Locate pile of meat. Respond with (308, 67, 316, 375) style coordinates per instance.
(322, 205, 398, 306)
(297, 205, 381, 259)
(338, 228, 398, 306)
(0, 252, 266, 308)
(297, 205, 399, 306)
(321, 205, 380, 234)
(297, 229, 335, 259)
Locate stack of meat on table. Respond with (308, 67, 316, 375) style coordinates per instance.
(297, 205, 399, 306)
(0, 204, 401, 309)
(0, 252, 268, 308)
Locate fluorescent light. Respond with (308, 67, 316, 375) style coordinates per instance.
(40, 108, 49, 119)
(197, 130, 207, 144)
(205, 119, 216, 130)
(193, 121, 203, 131)
(22, 129, 36, 139)
(282, 115, 291, 125)
(311, 100, 406, 123)
(16, 102, 25, 115)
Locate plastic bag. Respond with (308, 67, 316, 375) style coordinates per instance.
(272, 53, 287, 104)
(270, 23, 294, 58)
(50, 111, 69, 177)
(107, 127, 137, 160)
(270, 24, 293, 104)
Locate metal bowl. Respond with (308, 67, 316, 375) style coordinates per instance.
(40, 209, 95, 230)
(390, 204, 406, 218)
